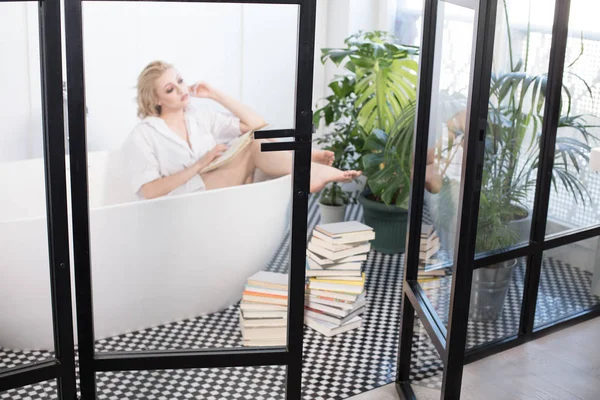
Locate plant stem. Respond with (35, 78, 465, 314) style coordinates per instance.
(375, 61, 386, 131)
(524, 0, 531, 72)
(503, 0, 515, 72)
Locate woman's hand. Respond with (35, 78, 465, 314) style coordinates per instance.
(197, 144, 228, 169)
(189, 82, 217, 100)
(190, 83, 266, 134)
(140, 143, 228, 199)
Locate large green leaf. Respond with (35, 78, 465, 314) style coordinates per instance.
(319, 31, 420, 139)
(361, 105, 414, 208)
(321, 48, 356, 66)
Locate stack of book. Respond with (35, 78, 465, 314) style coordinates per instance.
(418, 224, 445, 282)
(239, 271, 289, 347)
(304, 221, 375, 337)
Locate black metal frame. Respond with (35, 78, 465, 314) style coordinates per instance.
(0, 0, 78, 397)
(61, 0, 316, 399)
(4, 0, 600, 398)
(397, 0, 600, 398)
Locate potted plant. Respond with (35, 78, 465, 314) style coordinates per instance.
(317, 183, 351, 224)
(359, 102, 418, 253)
(430, 0, 600, 321)
(314, 30, 421, 253)
(314, 75, 363, 224)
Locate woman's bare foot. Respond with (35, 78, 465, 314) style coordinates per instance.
(311, 149, 335, 166)
(310, 164, 362, 193)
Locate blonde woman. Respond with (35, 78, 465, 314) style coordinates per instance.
(123, 61, 361, 199)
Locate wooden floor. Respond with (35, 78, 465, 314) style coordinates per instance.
(348, 317, 600, 400)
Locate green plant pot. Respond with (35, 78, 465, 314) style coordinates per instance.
(358, 193, 408, 254)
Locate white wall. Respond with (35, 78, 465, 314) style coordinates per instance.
(0, 3, 300, 162)
(241, 5, 299, 131)
(0, 3, 42, 162)
(312, 0, 396, 140)
(82, 2, 299, 153)
(1, 1, 396, 161)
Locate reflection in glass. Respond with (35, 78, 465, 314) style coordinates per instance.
(467, 258, 525, 348)
(475, 0, 555, 255)
(0, 2, 56, 371)
(409, 311, 443, 395)
(423, 257, 525, 350)
(535, 241, 600, 328)
(394, 0, 425, 48)
(546, 0, 600, 236)
(421, 2, 477, 333)
(424, 1, 476, 269)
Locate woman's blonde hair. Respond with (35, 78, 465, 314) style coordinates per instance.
(136, 60, 173, 119)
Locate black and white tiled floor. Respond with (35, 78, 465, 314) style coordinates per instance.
(2, 197, 600, 399)
(408, 255, 600, 389)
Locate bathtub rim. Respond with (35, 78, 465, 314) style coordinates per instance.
(0, 173, 293, 225)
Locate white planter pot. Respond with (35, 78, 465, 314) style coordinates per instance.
(319, 203, 347, 224)
(507, 207, 532, 244)
(428, 184, 533, 256)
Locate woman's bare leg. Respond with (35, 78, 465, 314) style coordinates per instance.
(201, 139, 360, 192)
(200, 146, 255, 190)
(247, 140, 361, 192)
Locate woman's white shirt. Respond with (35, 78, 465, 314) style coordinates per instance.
(123, 106, 241, 198)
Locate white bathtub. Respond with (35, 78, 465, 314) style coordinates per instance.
(0, 150, 291, 351)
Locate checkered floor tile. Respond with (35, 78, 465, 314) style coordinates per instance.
(2, 196, 599, 399)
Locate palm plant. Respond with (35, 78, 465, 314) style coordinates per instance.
(475, 0, 599, 252)
(427, 0, 599, 255)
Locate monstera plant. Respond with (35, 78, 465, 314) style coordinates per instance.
(314, 30, 420, 253)
(361, 101, 417, 208)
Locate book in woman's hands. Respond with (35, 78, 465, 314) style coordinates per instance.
(199, 122, 269, 174)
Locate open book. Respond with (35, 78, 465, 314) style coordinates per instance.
(199, 122, 269, 174)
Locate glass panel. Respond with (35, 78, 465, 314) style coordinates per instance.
(421, 255, 525, 350)
(96, 366, 285, 399)
(422, 0, 478, 329)
(409, 311, 443, 397)
(475, 0, 555, 255)
(394, 0, 425, 48)
(408, 309, 528, 398)
(0, 2, 56, 371)
(421, 270, 451, 326)
(0, 380, 57, 400)
(546, 0, 600, 236)
(535, 239, 600, 328)
(467, 257, 525, 349)
(303, 247, 400, 398)
(81, 2, 299, 352)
